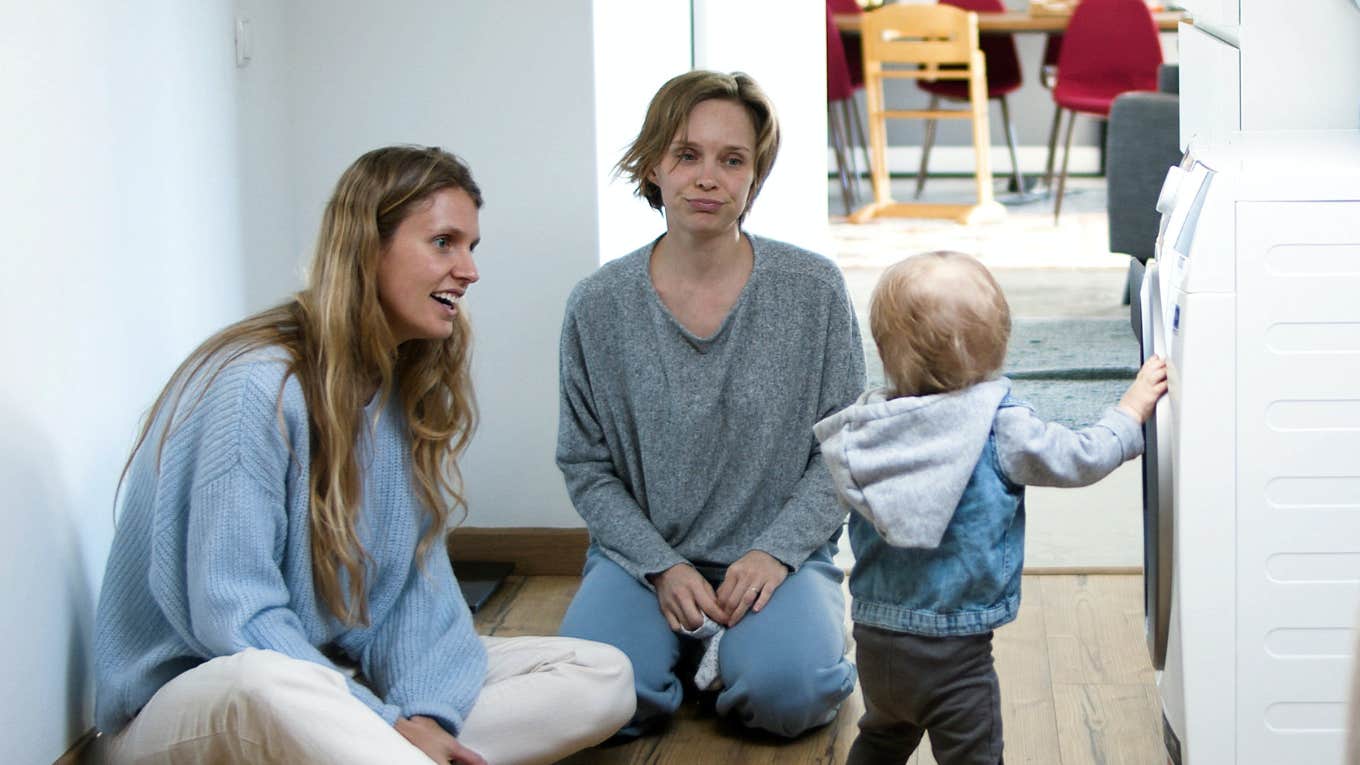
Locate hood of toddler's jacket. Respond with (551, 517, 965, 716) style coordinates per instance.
(813, 379, 1010, 549)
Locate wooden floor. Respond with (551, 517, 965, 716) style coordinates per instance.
(473, 574, 1167, 765)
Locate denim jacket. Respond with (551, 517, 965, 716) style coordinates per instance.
(814, 379, 1142, 637)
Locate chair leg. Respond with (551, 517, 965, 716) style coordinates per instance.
(847, 92, 871, 188)
(864, 70, 891, 207)
(1054, 108, 1077, 224)
(1043, 102, 1063, 192)
(828, 102, 855, 216)
(1098, 119, 1108, 176)
(915, 95, 939, 199)
(999, 95, 1025, 194)
(840, 98, 865, 200)
(838, 103, 861, 209)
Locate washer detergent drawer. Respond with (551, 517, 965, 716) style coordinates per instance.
(1139, 261, 1175, 671)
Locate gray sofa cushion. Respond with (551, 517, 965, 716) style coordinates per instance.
(1158, 64, 1179, 95)
(1106, 91, 1180, 264)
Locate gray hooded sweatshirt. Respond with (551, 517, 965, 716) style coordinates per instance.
(813, 379, 1143, 549)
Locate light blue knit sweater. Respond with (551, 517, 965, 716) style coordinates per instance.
(94, 349, 487, 736)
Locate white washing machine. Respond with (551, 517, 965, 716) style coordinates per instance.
(1139, 130, 1360, 764)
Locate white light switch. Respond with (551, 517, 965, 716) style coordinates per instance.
(235, 17, 252, 68)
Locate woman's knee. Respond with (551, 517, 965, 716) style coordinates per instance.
(560, 576, 678, 696)
(217, 649, 347, 709)
(720, 655, 856, 737)
(569, 640, 638, 729)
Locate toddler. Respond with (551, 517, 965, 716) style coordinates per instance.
(813, 251, 1167, 765)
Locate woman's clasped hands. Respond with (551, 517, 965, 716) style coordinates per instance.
(651, 550, 788, 630)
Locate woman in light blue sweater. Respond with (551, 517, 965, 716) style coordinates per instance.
(94, 146, 634, 765)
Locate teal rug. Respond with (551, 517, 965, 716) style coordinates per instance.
(863, 317, 1139, 429)
(1005, 317, 1139, 428)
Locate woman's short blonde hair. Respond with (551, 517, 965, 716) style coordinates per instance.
(616, 70, 780, 222)
(870, 251, 1012, 398)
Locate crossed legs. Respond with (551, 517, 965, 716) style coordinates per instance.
(104, 637, 634, 765)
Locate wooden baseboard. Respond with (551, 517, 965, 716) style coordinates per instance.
(445, 527, 1141, 579)
(447, 527, 589, 576)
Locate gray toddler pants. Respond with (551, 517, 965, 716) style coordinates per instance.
(847, 624, 1003, 765)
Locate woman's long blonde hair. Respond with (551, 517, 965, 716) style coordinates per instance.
(122, 145, 481, 625)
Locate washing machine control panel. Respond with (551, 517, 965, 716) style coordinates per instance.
(1160, 164, 1213, 285)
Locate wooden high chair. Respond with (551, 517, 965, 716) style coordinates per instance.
(851, 3, 1005, 225)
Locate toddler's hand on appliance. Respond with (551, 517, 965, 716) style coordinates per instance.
(1118, 355, 1169, 423)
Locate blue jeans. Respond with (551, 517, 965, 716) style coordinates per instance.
(558, 544, 855, 738)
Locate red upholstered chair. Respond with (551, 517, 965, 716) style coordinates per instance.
(1047, 0, 1162, 222)
(827, 0, 865, 88)
(914, 0, 1025, 199)
(827, 4, 869, 215)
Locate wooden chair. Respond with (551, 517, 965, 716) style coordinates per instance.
(851, 3, 1005, 225)
(914, 0, 1025, 202)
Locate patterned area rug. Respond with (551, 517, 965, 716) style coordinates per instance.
(1005, 318, 1139, 428)
(858, 317, 1138, 428)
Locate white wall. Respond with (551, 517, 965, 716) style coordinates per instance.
(236, 0, 610, 528)
(694, 0, 831, 255)
(235, 0, 302, 311)
(592, 0, 691, 263)
(0, 1, 246, 761)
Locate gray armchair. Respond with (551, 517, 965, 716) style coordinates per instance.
(1107, 64, 1180, 303)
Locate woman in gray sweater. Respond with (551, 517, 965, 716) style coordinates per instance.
(556, 70, 865, 738)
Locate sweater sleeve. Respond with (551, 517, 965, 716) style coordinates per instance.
(750, 277, 866, 569)
(993, 404, 1143, 488)
(556, 293, 689, 582)
(359, 541, 488, 736)
(165, 369, 402, 725)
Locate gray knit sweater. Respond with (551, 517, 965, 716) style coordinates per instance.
(557, 234, 866, 582)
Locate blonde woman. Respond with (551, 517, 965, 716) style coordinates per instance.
(94, 146, 634, 765)
(556, 71, 864, 738)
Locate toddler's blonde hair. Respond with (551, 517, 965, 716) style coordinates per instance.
(870, 251, 1011, 398)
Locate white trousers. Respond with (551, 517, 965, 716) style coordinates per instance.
(105, 636, 635, 765)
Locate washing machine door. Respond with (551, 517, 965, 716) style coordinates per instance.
(1138, 261, 1175, 671)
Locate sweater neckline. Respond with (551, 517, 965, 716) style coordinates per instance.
(641, 232, 760, 353)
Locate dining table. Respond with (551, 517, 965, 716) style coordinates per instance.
(835, 4, 1188, 225)
(833, 8, 1188, 34)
